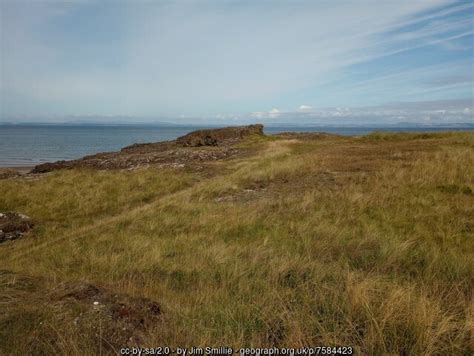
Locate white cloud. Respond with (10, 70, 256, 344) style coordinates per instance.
(268, 108, 280, 118)
(250, 112, 265, 119)
(242, 99, 473, 125)
(2, 0, 470, 119)
(251, 108, 281, 119)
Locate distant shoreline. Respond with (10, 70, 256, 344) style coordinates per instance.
(1, 126, 473, 168)
(1, 122, 473, 129)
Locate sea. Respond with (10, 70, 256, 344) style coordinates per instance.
(0, 124, 472, 167)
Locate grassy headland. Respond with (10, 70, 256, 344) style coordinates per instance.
(0, 130, 473, 355)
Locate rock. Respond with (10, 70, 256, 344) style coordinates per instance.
(176, 124, 264, 147)
(31, 161, 71, 173)
(0, 212, 34, 243)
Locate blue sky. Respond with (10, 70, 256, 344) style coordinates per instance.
(1, 0, 473, 124)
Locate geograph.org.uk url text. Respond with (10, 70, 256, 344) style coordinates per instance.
(119, 346, 354, 356)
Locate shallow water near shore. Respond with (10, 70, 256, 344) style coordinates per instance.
(0, 124, 471, 167)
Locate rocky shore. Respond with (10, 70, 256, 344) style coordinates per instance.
(31, 124, 264, 173)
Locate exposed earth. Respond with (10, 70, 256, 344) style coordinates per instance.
(1, 270, 163, 352)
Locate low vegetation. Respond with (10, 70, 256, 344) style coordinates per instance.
(1, 130, 473, 355)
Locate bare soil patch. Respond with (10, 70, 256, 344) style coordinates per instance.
(1, 270, 163, 353)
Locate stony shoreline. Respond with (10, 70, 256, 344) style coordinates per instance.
(0, 125, 265, 176)
(30, 124, 264, 173)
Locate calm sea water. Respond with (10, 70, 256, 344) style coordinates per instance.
(0, 124, 471, 167)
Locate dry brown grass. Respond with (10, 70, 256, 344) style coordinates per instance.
(0, 131, 473, 355)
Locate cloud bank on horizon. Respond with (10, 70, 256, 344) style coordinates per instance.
(0, 0, 473, 124)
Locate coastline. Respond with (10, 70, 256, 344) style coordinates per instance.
(1, 125, 473, 171)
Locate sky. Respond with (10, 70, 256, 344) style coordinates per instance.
(0, 0, 473, 125)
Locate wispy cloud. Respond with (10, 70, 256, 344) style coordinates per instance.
(1, 0, 472, 121)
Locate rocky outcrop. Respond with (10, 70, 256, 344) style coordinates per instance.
(176, 124, 264, 147)
(31, 124, 264, 173)
(31, 161, 70, 174)
(0, 212, 34, 243)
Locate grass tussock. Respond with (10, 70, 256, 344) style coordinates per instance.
(0, 131, 473, 355)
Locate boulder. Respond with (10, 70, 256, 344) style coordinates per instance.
(0, 212, 34, 243)
(176, 124, 264, 147)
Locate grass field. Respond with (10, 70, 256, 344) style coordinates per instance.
(1, 131, 473, 355)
